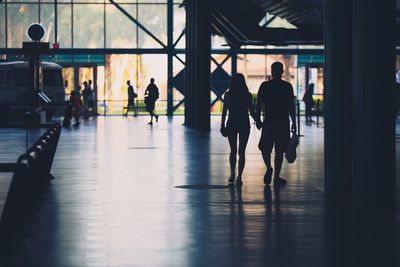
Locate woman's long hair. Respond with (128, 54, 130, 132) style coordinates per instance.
(229, 73, 249, 94)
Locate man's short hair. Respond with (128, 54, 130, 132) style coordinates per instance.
(271, 62, 284, 75)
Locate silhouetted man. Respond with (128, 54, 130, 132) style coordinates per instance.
(256, 62, 296, 187)
(124, 80, 137, 116)
(87, 80, 95, 116)
(82, 81, 90, 119)
(144, 78, 159, 125)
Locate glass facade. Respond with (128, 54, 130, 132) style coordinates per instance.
(0, 0, 322, 115)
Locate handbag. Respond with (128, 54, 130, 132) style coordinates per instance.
(285, 131, 299, 163)
(220, 126, 231, 137)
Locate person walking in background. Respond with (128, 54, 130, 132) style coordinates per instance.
(87, 80, 95, 117)
(303, 83, 315, 124)
(221, 73, 261, 186)
(81, 81, 90, 119)
(256, 62, 297, 187)
(124, 80, 137, 116)
(70, 91, 81, 127)
(144, 78, 159, 125)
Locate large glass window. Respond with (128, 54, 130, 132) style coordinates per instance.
(73, 4, 104, 48)
(102, 54, 167, 115)
(106, 4, 137, 48)
(7, 4, 39, 47)
(0, 4, 5, 48)
(173, 4, 185, 48)
(57, 4, 72, 48)
(138, 4, 167, 48)
(40, 4, 55, 44)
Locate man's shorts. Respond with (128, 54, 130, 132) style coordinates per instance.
(258, 123, 290, 154)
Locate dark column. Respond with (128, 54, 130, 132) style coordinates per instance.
(352, 0, 396, 210)
(324, 0, 353, 202)
(231, 51, 237, 76)
(184, 0, 211, 131)
(167, 0, 174, 116)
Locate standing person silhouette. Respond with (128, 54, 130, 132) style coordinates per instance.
(70, 91, 81, 127)
(144, 78, 159, 125)
(256, 62, 296, 187)
(124, 80, 137, 116)
(221, 73, 261, 185)
(87, 80, 94, 117)
(81, 81, 90, 119)
(303, 83, 315, 123)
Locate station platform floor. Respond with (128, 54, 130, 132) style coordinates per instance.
(0, 116, 399, 267)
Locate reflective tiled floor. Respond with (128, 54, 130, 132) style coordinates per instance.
(0, 116, 399, 267)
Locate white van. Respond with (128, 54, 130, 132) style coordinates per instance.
(0, 61, 65, 120)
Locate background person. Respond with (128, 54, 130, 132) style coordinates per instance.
(124, 80, 137, 116)
(303, 83, 315, 123)
(144, 78, 159, 125)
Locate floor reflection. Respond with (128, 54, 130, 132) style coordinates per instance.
(0, 116, 398, 267)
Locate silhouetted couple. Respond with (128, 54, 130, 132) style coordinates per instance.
(221, 62, 296, 187)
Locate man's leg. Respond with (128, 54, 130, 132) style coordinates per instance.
(262, 150, 272, 169)
(260, 127, 273, 185)
(262, 150, 273, 185)
(274, 153, 284, 179)
(273, 125, 289, 187)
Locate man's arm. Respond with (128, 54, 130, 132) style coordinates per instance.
(256, 83, 264, 121)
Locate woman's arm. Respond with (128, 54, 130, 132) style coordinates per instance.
(221, 93, 229, 128)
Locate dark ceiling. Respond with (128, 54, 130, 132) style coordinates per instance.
(210, 0, 399, 47)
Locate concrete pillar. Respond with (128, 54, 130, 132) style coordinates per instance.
(352, 0, 396, 210)
(167, 0, 174, 116)
(184, 0, 211, 132)
(324, 0, 353, 202)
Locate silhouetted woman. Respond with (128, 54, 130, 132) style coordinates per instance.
(303, 83, 315, 123)
(221, 73, 260, 185)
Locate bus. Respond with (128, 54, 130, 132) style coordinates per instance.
(0, 61, 65, 122)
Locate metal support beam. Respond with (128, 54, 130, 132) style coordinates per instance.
(109, 0, 166, 48)
(167, 0, 174, 116)
(54, 0, 58, 45)
(352, 0, 396, 211)
(184, 0, 211, 132)
(324, 0, 353, 203)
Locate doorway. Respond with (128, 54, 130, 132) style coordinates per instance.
(305, 63, 324, 96)
(61, 64, 98, 115)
